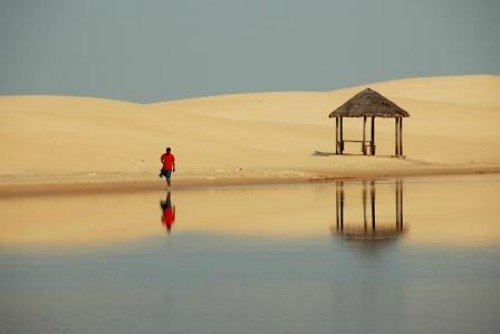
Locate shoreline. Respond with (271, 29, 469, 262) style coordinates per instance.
(1, 165, 499, 198)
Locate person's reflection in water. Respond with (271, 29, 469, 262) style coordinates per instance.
(160, 191, 176, 234)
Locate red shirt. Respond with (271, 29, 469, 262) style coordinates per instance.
(161, 153, 176, 170)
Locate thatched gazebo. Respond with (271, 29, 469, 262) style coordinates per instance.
(328, 88, 410, 157)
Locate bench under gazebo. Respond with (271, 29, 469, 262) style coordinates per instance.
(328, 88, 410, 157)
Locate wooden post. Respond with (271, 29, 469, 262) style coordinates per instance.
(339, 117, 344, 154)
(399, 118, 404, 157)
(370, 117, 375, 155)
(362, 116, 367, 155)
(335, 117, 339, 154)
(395, 118, 400, 156)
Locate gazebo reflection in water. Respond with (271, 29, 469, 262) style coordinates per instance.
(333, 180, 405, 242)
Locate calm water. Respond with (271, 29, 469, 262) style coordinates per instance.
(1, 177, 500, 333)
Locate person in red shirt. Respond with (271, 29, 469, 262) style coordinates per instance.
(160, 191, 176, 233)
(159, 147, 176, 188)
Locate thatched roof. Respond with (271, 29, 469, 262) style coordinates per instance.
(328, 88, 410, 118)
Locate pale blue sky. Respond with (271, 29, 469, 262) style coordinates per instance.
(1, 0, 499, 102)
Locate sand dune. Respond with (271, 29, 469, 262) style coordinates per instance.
(1, 75, 499, 193)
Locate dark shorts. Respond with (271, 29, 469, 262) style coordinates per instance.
(161, 169, 173, 180)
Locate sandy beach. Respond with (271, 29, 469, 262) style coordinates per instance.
(1, 75, 499, 196)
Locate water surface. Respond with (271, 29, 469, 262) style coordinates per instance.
(1, 176, 500, 333)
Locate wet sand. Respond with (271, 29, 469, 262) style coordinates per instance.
(1, 165, 499, 198)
